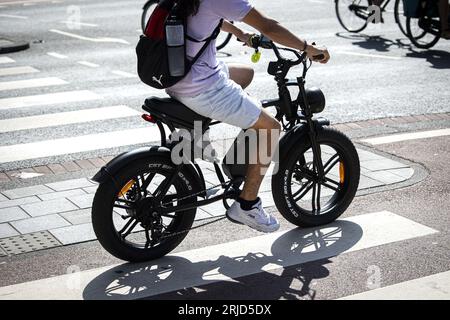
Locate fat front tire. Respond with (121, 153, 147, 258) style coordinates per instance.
(272, 127, 360, 227)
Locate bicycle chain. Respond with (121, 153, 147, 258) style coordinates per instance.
(136, 181, 235, 241)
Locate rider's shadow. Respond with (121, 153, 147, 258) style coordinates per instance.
(82, 220, 363, 300)
(405, 49, 450, 69)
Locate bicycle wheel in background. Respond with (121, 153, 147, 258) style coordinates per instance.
(394, 0, 408, 37)
(141, 0, 159, 33)
(335, 0, 370, 33)
(406, 14, 441, 49)
(216, 28, 233, 51)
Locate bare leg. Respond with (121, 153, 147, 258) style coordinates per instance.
(240, 109, 281, 201)
(228, 64, 281, 201)
(228, 64, 254, 89)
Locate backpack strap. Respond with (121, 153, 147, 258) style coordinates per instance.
(187, 19, 224, 68)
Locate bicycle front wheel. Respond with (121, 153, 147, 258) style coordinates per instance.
(406, 15, 441, 49)
(335, 0, 369, 33)
(272, 127, 360, 227)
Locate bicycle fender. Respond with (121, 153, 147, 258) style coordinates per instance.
(91, 146, 205, 194)
(276, 118, 330, 161)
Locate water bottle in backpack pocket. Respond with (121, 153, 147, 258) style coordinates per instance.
(165, 17, 186, 77)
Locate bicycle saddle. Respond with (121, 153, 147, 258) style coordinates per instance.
(143, 97, 211, 129)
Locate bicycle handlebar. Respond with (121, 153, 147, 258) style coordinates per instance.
(248, 34, 324, 66)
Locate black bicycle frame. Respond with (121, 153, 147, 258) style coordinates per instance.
(147, 40, 329, 216)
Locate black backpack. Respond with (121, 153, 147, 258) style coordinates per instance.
(136, 0, 223, 89)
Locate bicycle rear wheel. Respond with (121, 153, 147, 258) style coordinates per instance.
(335, 0, 370, 33)
(92, 157, 197, 262)
(394, 0, 408, 37)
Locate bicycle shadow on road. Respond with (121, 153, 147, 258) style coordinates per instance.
(82, 220, 363, 300)
(336, 32, 411, 52)
(335, 32, 450, 69)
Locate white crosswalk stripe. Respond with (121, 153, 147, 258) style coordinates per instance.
(0, 56, 161, 168)
(0, 211, 440, 300)
(0, 127, 161, 163)
(0, 66, 39, 77)
(338, 270, 450, 300)
(0, 57, 15, 64)
(0, 106, 140, 133)
(0, 90, 101, 110)
(0, 77, 67, 91)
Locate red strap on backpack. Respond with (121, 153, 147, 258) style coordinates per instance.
(145, 6, 169, 40)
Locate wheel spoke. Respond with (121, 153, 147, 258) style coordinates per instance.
(113, 203, 135, 211)
(142, 172, 156, 195)
(145, 229, 151, 249)
(320, 181, 340, 193)
(154, 170, 178, 200)
(119, 220, 139, 239)
(294, 181, 314, 202)
(115, 198, 135, 206)
(311, 182, 316, 212)
(316, 183, 321, 213)
(325, 177, 341, 187)
(323, 154, 340, 175)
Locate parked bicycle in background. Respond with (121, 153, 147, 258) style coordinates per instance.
(335, 0, 447, 49)
(141, 0, 233, 51)
(335, 0, 408, 35)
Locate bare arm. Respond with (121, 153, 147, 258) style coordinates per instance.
(221, 20, 253, 45)
(242, 8, 330, 63)
(221, 20, 243, 38)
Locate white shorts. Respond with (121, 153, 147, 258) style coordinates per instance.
(170, 62, 262, 129)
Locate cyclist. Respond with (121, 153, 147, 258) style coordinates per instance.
(439, 0, 450, 39)
(166, 0, 330, 233)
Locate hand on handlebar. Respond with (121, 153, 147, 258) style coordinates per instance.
(305, 44, 330, 64)
(236, 32, 256, 47)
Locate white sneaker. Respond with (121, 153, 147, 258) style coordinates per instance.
(226, 198, 280, 233)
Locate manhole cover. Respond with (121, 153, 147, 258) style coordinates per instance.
(0, 231, 61, 256)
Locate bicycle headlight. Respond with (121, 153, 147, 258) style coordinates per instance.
(306, 87, 326, 114)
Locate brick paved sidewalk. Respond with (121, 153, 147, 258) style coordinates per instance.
(0, 146, 415, 256)
(1, 112, 449, 184)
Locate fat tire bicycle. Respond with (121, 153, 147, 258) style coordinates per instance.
(335, 0, 408, 36)
(141, 0, 233, 51)
(91, 35, 361, 262)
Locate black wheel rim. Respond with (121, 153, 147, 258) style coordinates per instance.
(112, 167, 188, 250)
(285, 142, 350, 216)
